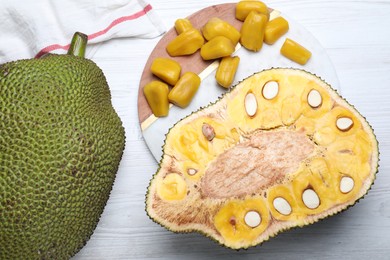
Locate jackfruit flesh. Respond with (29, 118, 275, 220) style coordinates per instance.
(146, 68, 379, 249)
(0, 53, 125, 259)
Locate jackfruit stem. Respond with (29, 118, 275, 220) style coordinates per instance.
(67, 32, 88, 58)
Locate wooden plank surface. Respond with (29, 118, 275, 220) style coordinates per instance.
(73, 0, 390, 259)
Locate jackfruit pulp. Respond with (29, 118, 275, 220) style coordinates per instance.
(0, 33, 125, 259)
(146, 68, 379, 249)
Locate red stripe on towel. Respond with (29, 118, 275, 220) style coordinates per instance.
(35, 4, 153, 58)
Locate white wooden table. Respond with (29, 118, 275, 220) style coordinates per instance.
(74, 1, 390, 259)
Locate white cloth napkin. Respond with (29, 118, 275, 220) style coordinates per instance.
(0, 0, 166, 63)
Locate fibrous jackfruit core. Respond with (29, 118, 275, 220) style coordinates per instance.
(200, 130, 315, 198)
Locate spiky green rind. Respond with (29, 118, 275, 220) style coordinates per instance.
(0, 54, 125, 259)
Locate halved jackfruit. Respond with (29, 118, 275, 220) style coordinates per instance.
(146, 68, 379, 249)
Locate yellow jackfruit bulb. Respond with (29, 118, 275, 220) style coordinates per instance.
(264, 16, 289, 45)
(168, 72, 201, 108)
(215, 56, 240, 88)
(214, 198, 270, 245)
(157, 173, 188, 201)
(280, 38, 312, 65)
(235, 0, 269, 21)
(143, 81, 170, 117)
(202, 17, 241, 45)
(150, 57, 181, 86)
(240, 11, 268, 52)
(174, 18, 193, 34)
(200, 36, 235, 60)
(166, 28, 205, 56)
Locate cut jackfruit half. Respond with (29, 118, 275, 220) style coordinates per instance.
(146, 68, 379, 249)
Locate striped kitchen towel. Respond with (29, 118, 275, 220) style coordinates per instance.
(0, 0, 166, 63)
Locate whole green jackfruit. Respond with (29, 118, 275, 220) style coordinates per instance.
(0, 33, 125, 259)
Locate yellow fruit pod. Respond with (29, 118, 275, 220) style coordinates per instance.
(235, 0, 269, 21)
(168, 72, 201, 108)
(311, 105, 363, 149)
(143, 81, 170, 117)
(215, 56, 240, 88)
(174, 18, 193, 34)
(291, 170, 334, 216)
(167, 116, 238, 167)
(150, 57, 181, 86)
(352, 129, 374, 164)
(280, 95, 302, 125)
(333, 172, 365, 205)
(200, 36, 235, 60)
(325, 132, 372, 180)
(202, 17, 241, 45)
(156, 173, 188, 201)
(264, 16, 289, 45)
(168, 123, 213, 164)
(300, 79, 334, 119)
(240, 11, 268, 52)
(321, 153, 367, 205)
(214, 197, 270, 249)
(280, 38, 312, 65)
(267, 184, 304, 222)
(166, 28, 205, 56)
(305, 157, 336, 188)
(316, 106, 362, 138)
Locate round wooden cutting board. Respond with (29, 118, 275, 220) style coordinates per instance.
(138, 3, 340, 161)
